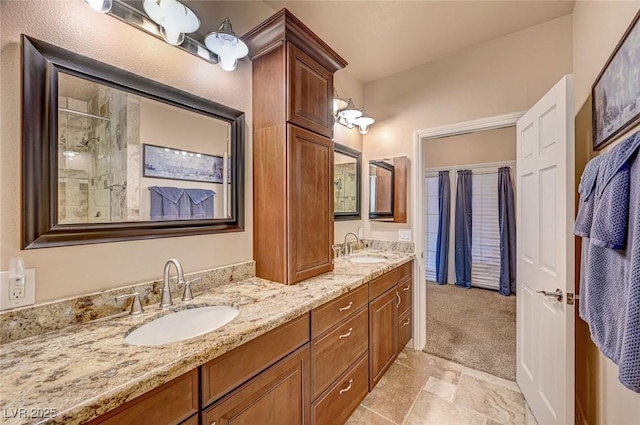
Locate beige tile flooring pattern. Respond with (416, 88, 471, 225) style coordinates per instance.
(346, 347, 539, 425)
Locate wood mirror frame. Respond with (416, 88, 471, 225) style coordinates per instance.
(334, 143, 361, 221)
(21, 35, 245, 249)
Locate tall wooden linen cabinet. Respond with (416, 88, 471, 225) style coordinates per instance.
(244, 9, 348, 284)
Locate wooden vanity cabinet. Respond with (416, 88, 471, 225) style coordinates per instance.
(86, 369, 198, 425)
(204, 345, 311, 425)
(368, 261, 414, 390)
(245, 9, 347, 285)
(310, 286, 369, 425)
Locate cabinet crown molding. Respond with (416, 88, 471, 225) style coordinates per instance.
(243, 8, 348, 73)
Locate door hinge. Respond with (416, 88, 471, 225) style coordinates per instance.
(567, 293, 579, 305)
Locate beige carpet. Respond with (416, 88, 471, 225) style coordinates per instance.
(424, 282, 516, 380)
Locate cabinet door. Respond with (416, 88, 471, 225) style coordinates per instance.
(288, 43, 333, 138)
(369, 288, 398, 390)
(288, 125, 334, 283)
(204, 345, 311, 425)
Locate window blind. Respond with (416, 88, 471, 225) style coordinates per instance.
(471, 172, 501, 290)
(425, 175, 439, 282)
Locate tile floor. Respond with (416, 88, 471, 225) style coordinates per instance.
(345, 347, 538, 425)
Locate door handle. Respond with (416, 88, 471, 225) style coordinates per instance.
(537, 288, 563, 302)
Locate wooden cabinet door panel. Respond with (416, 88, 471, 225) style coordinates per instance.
(288, 125, 334, 283)
(288, 43, 333, 137)
(311, 352, 369, 425)
(311, 307, 368, 399)
(369, 288, 398, 390)
(204, 345, 311, 425)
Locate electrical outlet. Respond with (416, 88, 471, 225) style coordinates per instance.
(398, 229, 411, 242)
(0, 268, 36, 311)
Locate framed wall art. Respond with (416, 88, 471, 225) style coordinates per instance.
(143, 144, 231, 184)
(592, 11, 640, 150)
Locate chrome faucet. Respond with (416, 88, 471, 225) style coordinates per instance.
(160, 259, 185, 308)
(343, 232, 360, 257)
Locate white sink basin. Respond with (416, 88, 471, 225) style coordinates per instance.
(125, 305, 239, 346)
(348, 256, 386, 264)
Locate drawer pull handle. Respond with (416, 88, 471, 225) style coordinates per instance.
(396, 292, 401, 308)
(339, 379, 354, 394)
(339, 301, 353, 312)
(403, 318, 411, 326)
(403, 285, 410, 291)
(338, 328, 353, 339)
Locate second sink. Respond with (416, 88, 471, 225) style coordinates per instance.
(125, 305, 239, 346)
(348, 256, 386, 264)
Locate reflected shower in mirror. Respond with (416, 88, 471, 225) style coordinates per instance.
(334, 143, 361, 220)
(57, 73, 232, 224)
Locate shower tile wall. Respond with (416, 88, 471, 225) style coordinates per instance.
(108, 87, 128, 222)
(335, 163, 357, 212)
(126, 97, 141, 221)
(88, 86, 112, 223)
(58, 96, 90, 224)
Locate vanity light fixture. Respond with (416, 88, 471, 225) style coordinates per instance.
(62, 150, 80, 160)
(143, 0, 200, 46)
(352, 110, 375, 135)
(82, 0, 113, 13)
(333, 95, 375, 133)
(204, 18, 249, 72)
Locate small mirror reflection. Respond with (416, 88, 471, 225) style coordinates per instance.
(334, 151, 358, 213)
(369, 160, 394, 218)
(57, 73, 232, 224)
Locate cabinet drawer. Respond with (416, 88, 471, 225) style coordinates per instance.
(369, 269, 398, 300)
(88, 369, 198, 425)
(398, 277, 412, 317)
(397, 261, 413, 281)
(202, 313, 310, 406)
(311, 284, 368, 338)
(312, 307, 368, 399)
(311, 352, 369, 425)
(398, 310, 412, 352)
(204, 345, 311, 425)
(287, 43, 333, 138)
(180, 415, 198, 425)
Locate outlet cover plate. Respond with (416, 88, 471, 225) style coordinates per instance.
(398, 229, 411, 242)
(0, 268, 36, 311)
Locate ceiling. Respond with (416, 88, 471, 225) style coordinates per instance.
(155, 1, 576, 84)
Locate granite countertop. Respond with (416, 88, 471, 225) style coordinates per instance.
(0, 249, 414, 425)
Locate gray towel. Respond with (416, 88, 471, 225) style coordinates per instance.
(185, 189, 215, 219)
(575, 130, 640, 392)
(149, 186, 185, 220)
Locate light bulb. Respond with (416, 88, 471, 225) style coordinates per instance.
(82, 0, 112, 13)
(218, 55, 238, 72)
(359, 125, 369, 135)
(161, 26, 184, 46)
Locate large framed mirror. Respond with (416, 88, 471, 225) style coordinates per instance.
(21, 35, 245, 249)
(334, 143, 361, 221)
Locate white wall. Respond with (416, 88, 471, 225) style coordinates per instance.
(362, 15, 573, 242)
(572, 2, 640, 424)
(0, 1, 254, 302)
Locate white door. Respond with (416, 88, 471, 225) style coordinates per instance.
(516, 75, 575, 425)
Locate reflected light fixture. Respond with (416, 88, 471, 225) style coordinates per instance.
(204, 18, 249, 72)
(333, 89, 348, 116)
(143, 0, 200, 46)
(352, 110, 375, 135)
(82, 0, 113, 13)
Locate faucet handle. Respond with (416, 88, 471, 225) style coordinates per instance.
(182, 277, 201, 302)
(332, 244, 342, 259)
(115, 292, 144, 315)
